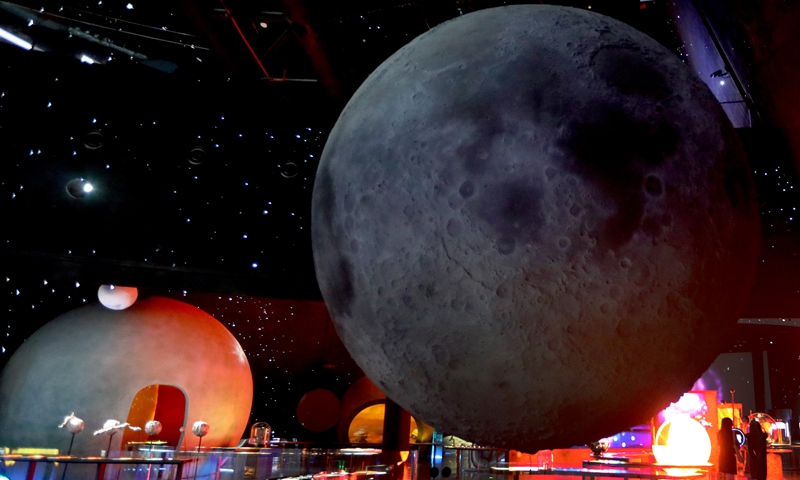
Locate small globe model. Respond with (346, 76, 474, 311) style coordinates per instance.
(192, 421, 210, 437)
(588, 438, 610, 458)
(145, 420, 163, 436)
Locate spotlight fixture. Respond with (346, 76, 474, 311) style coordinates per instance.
(189, 146, 206, 165)
(83, 130, 105, 150)
(66, 178, 94, 198)
(280, 161, 299, 178)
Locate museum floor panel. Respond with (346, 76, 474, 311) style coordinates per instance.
(4, 447, 800, 480)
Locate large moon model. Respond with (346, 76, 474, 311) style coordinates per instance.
(311, 5, 760, 452)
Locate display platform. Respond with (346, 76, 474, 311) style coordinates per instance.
(492, 465, 706, 479)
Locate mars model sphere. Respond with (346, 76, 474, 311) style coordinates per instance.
(296, 389, 342, 432)
(0, 296, 252, 456)
(311, 5, 760, 451)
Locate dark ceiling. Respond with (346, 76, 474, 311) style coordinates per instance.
(0, 0, 663, 301)
(1, 0, 800, 309)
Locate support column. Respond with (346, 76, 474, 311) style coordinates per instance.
(382, 399, 411, 474)
(382, 399, 411, 452)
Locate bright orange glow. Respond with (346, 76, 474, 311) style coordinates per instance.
(717, 404, 743, 428)
(347, 404, 418, 444)
(123, 384, 158, 443)
(767, 452, 783, 480)
(652, 416, 711, 466)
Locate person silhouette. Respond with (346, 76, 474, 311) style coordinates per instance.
(717, 417, 737, 476)
(746, 419, 767, 480)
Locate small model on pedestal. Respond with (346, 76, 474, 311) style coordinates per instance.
(588, 438, 610, 459)
(145, 420, 163, 437)
(248, 422, 271, 447)
(93, 420, 139, 458)
(57, 413, 85, 480)
(192, 421, 209, 451)
(57, 412, 85, 455)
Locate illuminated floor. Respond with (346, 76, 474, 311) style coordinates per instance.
(416, 449, 800, 480)
(9, 447, 800, 480)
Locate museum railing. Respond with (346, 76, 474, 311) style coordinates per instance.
(131, 445, 387, 480)
(0, 454, 187, 480)
(490, 465, 712, 480)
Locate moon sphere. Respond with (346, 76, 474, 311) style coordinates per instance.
(312, 5, 760, 452)
(97, 285, 138, 310)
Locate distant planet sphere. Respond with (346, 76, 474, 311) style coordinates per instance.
(0, 297, 252, 455)
(311, 5, 760, 452)
(97, 285, 138, 310)
(296, 389, 342, 432)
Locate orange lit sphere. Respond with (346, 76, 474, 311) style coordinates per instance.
(0, 297, 252, 456)
(296, 389, 341, 432)
(652, 416, 711, 466)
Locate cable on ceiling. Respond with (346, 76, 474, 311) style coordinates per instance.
(218, 0, 270, 79)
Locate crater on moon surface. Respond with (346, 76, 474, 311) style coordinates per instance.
(311, 5, 760, 452)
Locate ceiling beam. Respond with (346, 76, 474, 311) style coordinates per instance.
(279, 0, 343, 104)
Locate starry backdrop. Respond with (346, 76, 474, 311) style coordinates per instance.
(3, 0, 800, 443)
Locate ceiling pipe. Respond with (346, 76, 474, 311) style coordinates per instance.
(174, 0, 250, 76)
(278, 0, 343, 104)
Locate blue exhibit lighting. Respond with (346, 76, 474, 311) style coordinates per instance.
(0, 27, 32, 50)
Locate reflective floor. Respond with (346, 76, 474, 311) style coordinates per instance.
(6, 446, 800, 480)
(418, 449, 800, 480)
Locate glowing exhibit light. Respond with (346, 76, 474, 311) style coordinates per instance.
(652, 416, 711, 466)
(749, 412, 784, 444)
(0, 27, 32, 50)
(773, 420, 790, 445)
(80, 55, 96, 64)
(67, 178, 95, 198)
